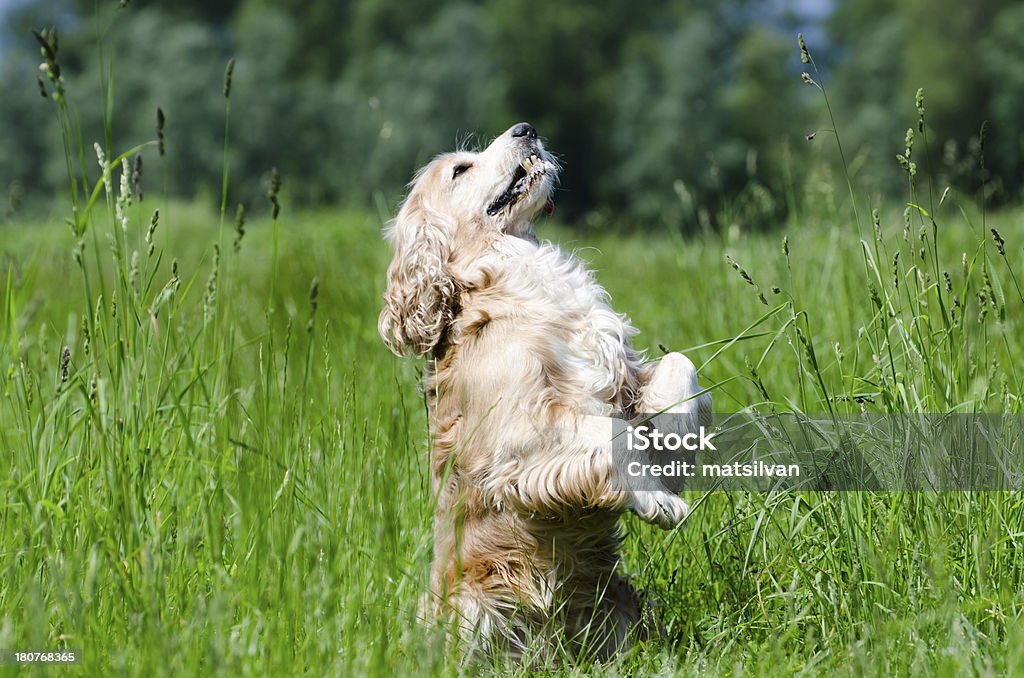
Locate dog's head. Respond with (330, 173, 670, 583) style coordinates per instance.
(412, 122, 558, 236)
(379, 123, 559, 356)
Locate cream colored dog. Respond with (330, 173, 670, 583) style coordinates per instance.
(379, 122, 711, 658)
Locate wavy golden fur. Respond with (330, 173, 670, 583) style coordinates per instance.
(379, 123, 711, 659)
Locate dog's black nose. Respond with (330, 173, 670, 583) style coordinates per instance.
(511, 122, 537, 139)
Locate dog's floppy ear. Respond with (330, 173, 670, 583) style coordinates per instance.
(378, 191, 458, 357)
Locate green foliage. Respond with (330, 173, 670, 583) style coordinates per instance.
(351, 3, 507, 200)
(984, 4, 1024, 191)
(3, 0, 1020, 229)
(0, 56, 53, 218)
(611, 11, 727, 227)
(827, 0, 1024, 202)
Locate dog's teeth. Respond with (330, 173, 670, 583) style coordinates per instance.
(521, 155, 542, 173)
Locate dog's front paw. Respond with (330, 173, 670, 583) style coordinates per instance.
(642, 352, 702, 414)
(629, 490, 689, 529)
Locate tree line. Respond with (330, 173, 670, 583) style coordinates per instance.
(1, 0, 1021, 229)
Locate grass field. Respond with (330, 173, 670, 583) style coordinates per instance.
(1, 160, 1023, 675)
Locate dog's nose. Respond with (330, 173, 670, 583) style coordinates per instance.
(510, 122, 537, 140)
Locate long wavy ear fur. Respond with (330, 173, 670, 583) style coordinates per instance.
(378, 191, 457, 357)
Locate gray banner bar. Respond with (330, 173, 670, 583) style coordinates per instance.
(611, 413, 1024, 491)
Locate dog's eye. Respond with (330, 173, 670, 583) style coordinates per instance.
(452, 164, 472, 179)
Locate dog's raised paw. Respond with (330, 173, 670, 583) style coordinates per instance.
(630, 490, 689, 529)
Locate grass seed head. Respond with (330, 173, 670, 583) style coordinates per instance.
(268, 167, 281, 219)
(743, 357, 771, 401)
(59, 346, 70, 384)
(129, 250, 139, 289)
(146, 209, 159, 257)
(116, 158, 131, 232)
(869, 283, 882, 310)
(896, 154, 916, 177)
(233, 204, 246, 253)
(725, 255, 768, 304)
(223, 57, 235, 99)
(33, 27, 63, 100)
(991, 228, 1006, 256)
(203, 244, 221, 326)
(307, 276, 320, 333)
(915, 88, 925, 132)
(94, 143, 112, 197)
(131, 153, 143, 201)
(80, 319, 89, 356)
(897, 129, 917, 177)
(156, 107, 166, 157)
(725, 255, 755, 286)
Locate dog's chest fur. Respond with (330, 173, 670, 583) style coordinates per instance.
(450, 237, 644, 414)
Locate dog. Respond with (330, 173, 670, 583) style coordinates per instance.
(379, 122, 711, 659)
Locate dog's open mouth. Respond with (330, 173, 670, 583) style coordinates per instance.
(486, 154, 554, 217)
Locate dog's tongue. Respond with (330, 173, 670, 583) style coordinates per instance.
(544, 198, 554, 216)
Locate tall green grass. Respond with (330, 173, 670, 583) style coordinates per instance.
(0, 17, 1022, 678)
